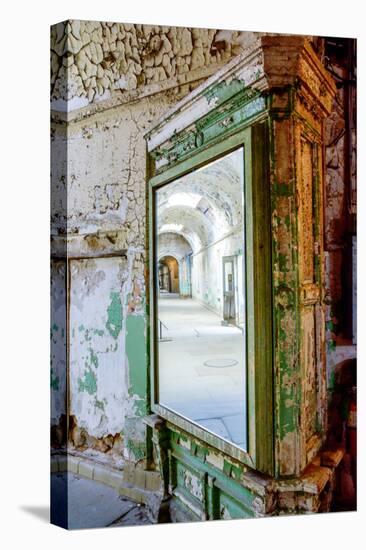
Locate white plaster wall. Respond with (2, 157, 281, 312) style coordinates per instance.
(64, 95, 174, 242)
(191, 227, 245, 319)
(69, 257, 130, 438)
(51, 91, 177, 449)
(50, 260, 67, 425)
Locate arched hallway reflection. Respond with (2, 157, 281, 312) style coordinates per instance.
(155, 148, 247, 449)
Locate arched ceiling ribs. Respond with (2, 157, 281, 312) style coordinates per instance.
(156, 147, 244, 254)
(158, 204, 213, 253)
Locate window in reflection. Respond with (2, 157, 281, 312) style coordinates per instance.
(155, 147, 247, 450)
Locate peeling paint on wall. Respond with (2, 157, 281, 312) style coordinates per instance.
(50, 260, 67, 427)
(69, 257, 128, 438)
(106, 291, 123, 339)
(126, 314, 147, 413)
(51, 21, 258, 111)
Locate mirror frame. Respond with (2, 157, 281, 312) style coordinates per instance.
(148, 123, 274, 474)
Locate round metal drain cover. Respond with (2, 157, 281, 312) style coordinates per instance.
(203, 359, 238, 368)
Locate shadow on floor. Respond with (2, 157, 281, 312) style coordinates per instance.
(20, 506, 50, 523)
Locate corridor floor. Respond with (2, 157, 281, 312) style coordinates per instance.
(51, 473, 151, 529)
(157, 296, 247, 449)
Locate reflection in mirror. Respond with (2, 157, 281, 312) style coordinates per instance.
(155, 147, 247, 450)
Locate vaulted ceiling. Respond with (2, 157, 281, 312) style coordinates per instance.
(156, 147, 244, 255)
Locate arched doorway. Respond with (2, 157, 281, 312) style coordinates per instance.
(158, 256, 180, 294)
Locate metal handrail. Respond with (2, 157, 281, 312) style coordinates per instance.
(158, 319, 168, 340)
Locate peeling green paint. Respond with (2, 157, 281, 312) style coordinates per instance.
(126, 438, 146, 461)
(89, 347, 99, 368)
(327, 339, 336, 352)
(126, 315, 147, 402)
(223, 459, 242, 481)
(278, 253, 289, 272)
(179, 433, 189, 445)
(94, 398, 105, 410)
(204, 78, 245, 105)
(50, 323, 60, 342)
(191, 441, 207, 461)
(152, 84, 264, 176)
(106, 291, 122, 339)
(145, 45, 335, 491)
(50, 368, 59, 391)
(78, 369, 97, 395)
(170, 437, 255, 518)
(134, 397, 147, 416)
(273, 182, 293, 197)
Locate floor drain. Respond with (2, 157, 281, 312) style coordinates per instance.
(203, 359, 238, 368)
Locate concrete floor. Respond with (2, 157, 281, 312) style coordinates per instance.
(157, 296, 247, 449)
(51, 473, 151, 529)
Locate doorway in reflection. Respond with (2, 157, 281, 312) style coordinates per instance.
(158, 256, 180, 295)
(155, 147, 247, 450)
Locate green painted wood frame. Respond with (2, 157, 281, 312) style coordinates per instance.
(148, 121, 274, 475)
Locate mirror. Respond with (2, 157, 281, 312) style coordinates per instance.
(154, 147, 247, 450)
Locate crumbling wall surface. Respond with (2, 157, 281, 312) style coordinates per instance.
(50, 20, 259, 112)
(51, 92, 174, 462)
(51, 260, 67, 447)
(63, 96, 157, 240)
(69, 257, 127, 438)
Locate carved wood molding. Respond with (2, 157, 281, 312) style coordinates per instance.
(150, 88, 266, 171)
(146, 35, 336, 156)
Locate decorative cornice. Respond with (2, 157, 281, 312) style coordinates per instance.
(150, 87, 266, 172)
(146, 36, 336, 154)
